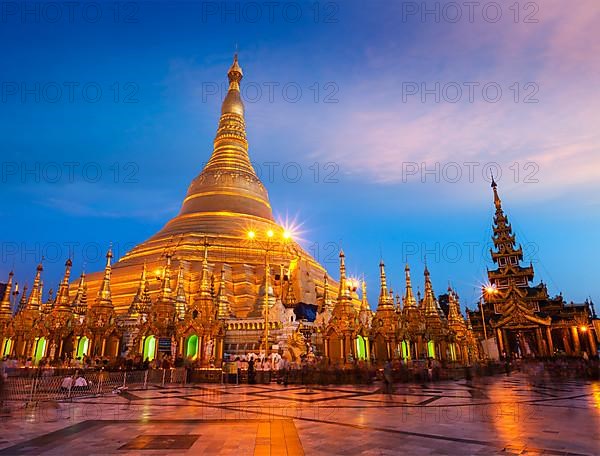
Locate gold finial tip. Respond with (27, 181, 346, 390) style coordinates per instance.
(228, 53, 243, 80)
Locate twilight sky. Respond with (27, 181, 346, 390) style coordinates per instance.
(1, 0, 599, 310)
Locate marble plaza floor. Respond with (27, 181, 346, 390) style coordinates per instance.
(1, 373, 599, 455)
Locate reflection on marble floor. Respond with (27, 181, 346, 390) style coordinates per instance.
(1, 373, 599, 455)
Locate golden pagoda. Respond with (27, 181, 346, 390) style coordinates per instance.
(77, 55, 330, 317)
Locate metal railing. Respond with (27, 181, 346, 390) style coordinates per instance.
(2, 368, 188, 404)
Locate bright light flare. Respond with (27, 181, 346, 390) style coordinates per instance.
(247, 230, 256, 240)
(482, 282, 498, 296)
(266, 229, 274, 238)
(276, 214, 304, 243)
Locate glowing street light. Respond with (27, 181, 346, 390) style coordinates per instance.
(484, 284, 498, 296)
(247, 230, 256, 240)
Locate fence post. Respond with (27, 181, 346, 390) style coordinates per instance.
(97, 374, 102, 395)
(161, 369, 166, 387)
(28, 377, 37, 404)
(123, 372, 127, 388)
(67, 370, 77, 400)
(143, 370, 148, 389)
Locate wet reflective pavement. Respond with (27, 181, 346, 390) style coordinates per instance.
(1, 373, 598, 455)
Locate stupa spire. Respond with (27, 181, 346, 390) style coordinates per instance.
(18, 284, 28, 313)
(422, 266, 440, 317)
(338, 250, 349, 298)
(447, 287, 464, 325)
(361, 279, 369, 311)
(403, 264, 417, 309)
(158, 253, 174, 302)
(26, 262, 44, 311)
(72, 271, 87, 316)
(199, 242, 212, 299)
(0, 271, 14, 320)
(175, 263, 188, 319)
(95, 246, 113, 308)
(378, 261, 393, 308)
(130, 263, 151, 316)
(491, 173, 502, 211)
(54, 258, 73, 311)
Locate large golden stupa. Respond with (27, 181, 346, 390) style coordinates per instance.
(80, 55, 329, 316)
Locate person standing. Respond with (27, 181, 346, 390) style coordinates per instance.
(383, 361, 394, 396)
(248, 358, 256, 384)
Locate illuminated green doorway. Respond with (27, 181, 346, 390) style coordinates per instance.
(143, 336, 156, 361)
(34, 337, 47, 363)
(401, 341, 411, 360)
(355, 335, 367, 360)
(427, 340, 436, 358)
(2, 338, 13, 357)
(76, 337, 89, 358)
(186, 334, 199, 360)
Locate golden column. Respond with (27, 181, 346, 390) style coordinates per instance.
(571, 326, 581, 353)
(545, 327, 554, 355)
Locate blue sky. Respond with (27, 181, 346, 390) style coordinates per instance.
(1, 1, 598, 309)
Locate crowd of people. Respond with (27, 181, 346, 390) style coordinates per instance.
(1, 352, 598, 385)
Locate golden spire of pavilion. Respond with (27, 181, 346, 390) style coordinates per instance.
(18, 284, 28, 313)
(96, 246, 113, 308)
(338, 250, 349, 299)
(175, 263, 188, 319)
(199, 242, 212, 299)
(402, 264, 417, 309)
(0, 271, 14, 320)
(158, 253, 174, 303)
(361, 279, 369, 311)
(447, 286, 465, 326)
(130, 262, 151, 316)
(72, 271, 87, 316)
(491, 173, 502, 211)
(54, 258, 73, 311)
(378, 260, 393, 308)
(26, 262, 44, 311)
(422, 265, 440, 317)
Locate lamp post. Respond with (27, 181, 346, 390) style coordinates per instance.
(479, 298, 488, 342)
(247, 228, 293, 357)
(480, 284, 499, 357)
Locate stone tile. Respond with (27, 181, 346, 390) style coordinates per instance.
(0, 374, 598, 455)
